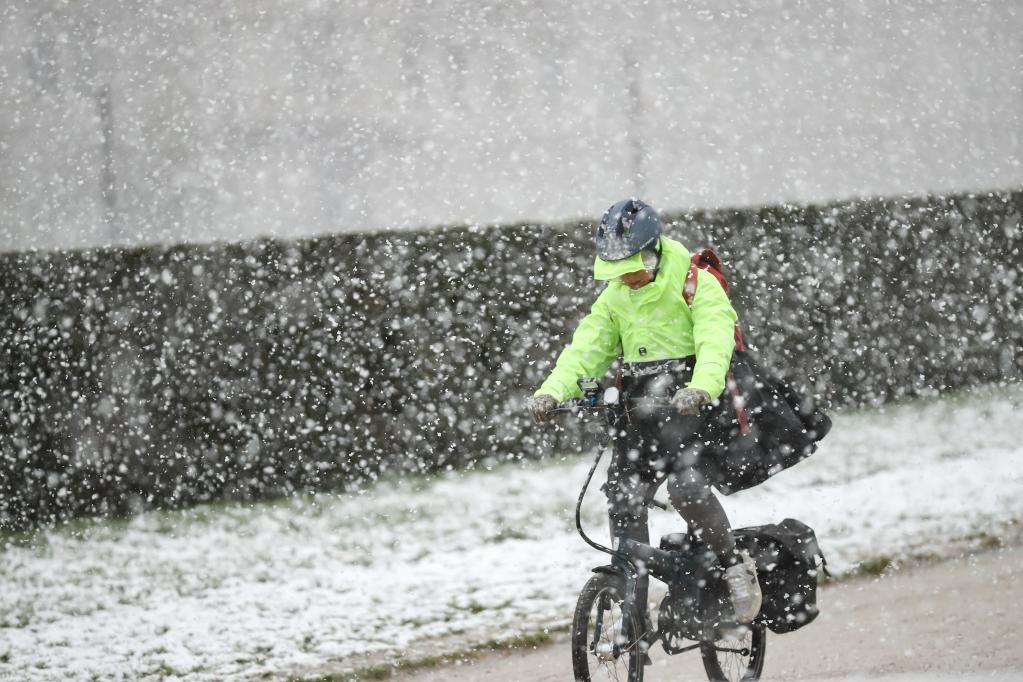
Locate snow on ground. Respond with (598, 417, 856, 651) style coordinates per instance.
(1, 384, 1022, 681)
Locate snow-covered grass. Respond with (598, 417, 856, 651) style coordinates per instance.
(1, 384, 1022, 681)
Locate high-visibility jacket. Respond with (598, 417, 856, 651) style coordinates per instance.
(536, 236, 737, 401)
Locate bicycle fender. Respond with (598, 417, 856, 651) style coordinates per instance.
(591, 564, 625, 577)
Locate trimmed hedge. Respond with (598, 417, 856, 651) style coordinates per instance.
(1, 190, 1021, 529)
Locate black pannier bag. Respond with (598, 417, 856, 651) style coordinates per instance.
(735, 518, 827, 634)
(704, 349, 832, 495)
(681, 247, 832, 495)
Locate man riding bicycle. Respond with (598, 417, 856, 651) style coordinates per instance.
(527, 198, 762, 633)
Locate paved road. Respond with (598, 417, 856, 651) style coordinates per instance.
(393, 545, 1023, 681)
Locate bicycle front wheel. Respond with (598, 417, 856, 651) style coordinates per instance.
(700, 622, 766, 681)
(571, 572, 647, 682)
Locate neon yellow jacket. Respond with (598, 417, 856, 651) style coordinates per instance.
(536, 236, 737, 401)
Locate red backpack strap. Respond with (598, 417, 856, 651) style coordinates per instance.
(693, 247, 729, 294)
(681, 247, 746, 352)
(683, 246, 751, 433)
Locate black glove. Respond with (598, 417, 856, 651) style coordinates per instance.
(526, 394, 559, 423)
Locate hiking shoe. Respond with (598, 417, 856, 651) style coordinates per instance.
(724, 550, 762, 624)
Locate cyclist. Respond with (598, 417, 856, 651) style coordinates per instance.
(527, 198, 762, 631)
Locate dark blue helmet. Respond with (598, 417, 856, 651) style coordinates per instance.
(595, 199, 663, 261)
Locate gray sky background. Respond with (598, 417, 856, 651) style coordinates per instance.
(1, 0, 1020, 252)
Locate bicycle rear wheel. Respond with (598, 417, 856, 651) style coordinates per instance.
(700, 623, 766, 681)
(571, 572, 647, 682)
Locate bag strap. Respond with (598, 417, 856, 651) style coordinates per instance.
(682, 247, 746, 352)
(683, 247, 751, 434)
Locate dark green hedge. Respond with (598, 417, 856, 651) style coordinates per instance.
(1, 190, 1020, 529)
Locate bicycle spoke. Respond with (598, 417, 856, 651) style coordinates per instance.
(718, 628, 753, 681)
(590, 587, 631, 681)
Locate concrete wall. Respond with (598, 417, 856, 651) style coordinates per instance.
(1, 0, 1020, 251)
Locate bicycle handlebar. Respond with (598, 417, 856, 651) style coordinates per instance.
(550, 399, 608, 413)
(551, 395, 675, 415)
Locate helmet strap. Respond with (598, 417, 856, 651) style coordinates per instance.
(643, 240, 663, 281)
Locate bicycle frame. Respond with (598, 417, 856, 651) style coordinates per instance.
(560, 395, 720, 662)
(560, 385, 772, 682)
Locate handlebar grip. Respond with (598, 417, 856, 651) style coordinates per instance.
(553, 397, 600, 411)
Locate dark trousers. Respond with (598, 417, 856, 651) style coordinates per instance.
(604, 379, 737, 618)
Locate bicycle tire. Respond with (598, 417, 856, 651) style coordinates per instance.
(700, 622, 767, 681)
(571, 572, 647, 682)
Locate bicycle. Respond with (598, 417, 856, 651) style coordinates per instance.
(557, 380, 767, 682)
